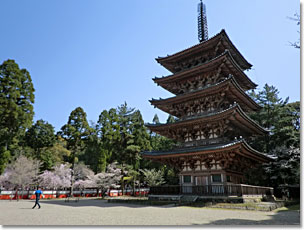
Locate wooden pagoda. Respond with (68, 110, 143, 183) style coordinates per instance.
(142, 29, 272, 193)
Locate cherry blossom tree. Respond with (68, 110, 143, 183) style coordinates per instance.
(39, 164, 71, 189)
(39, 171, 62, 189)
(2, 155, 41, 190)
(39, 163, 97, 190)
(2, 160, 123, 199)
(73, 163, 96, 189)
(53, 164, 72, 188)
(0, 169, 13, 189)
(74, 163, 94, 181)
(73, 177, 96, 189)
(94, 162, 122, 197)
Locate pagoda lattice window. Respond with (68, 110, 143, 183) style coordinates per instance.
(198, 104, 205, 114)
(196, 130, 206, 140)
(208, 129, 218, 139)
(207, 102, 214, 112)
(185, 133, 192, 142)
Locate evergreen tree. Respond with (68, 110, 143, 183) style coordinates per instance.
(288, 13, 300, 49)
(246, 146, 300, 188)
(59, 107, 91, 192)
(116, 103, 151, 169)
(152, 114, 160, 124)
(0, 60, 35, 174)
(267, 146, 300, 186)
(82, 133, 106, 173)
(166, 115, 176, 124)
(25, 119, 56, 169)
(272, 101, 300, 148)
(130, 110, 151, 169)
(39, 140, 71, 171)
(140, 168, 165, 187)
(247, 84, 300, 189)
(249, 84, 289, 152)
(145, 115, 177, 172)
(39, 136, 71, 171)
(163, 166, 179, 185)
(96, 109, 121, 171)
(120, 164, 140, 196)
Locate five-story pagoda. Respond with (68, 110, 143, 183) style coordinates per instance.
(142, 1, 272, 192)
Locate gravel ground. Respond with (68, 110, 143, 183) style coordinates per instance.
(0, 199, 300, 226)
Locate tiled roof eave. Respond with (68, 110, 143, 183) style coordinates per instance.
(153, 50, 257, 90)
(142, 139, 244, 156)
(234, 104, 269, 134)
(156, 29, 252, 71)
(141, 139, 271, 162)
(146, 104, 268, 135)
(156, 30, 224, 62)
(150, 76, 261, 111)
(240, 141, 273, 162)
(221, 31, 252, 70)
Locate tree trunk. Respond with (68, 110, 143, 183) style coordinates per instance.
(15, 188, 19, 201)
(20, 185, 24, 200)
(70, 152, 75, 198)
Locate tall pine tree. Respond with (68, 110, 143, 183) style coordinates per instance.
(59, 107, 91, 192)
(249, 84, 288, 152)
(96, 109, 121, 172)
(247, 84, 300, 189)
(0, 59, 35, 174)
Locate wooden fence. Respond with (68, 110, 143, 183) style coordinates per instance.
(149, 184, 273, 197)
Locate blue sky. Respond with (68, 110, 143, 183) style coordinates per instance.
(0, 0, 300, 131)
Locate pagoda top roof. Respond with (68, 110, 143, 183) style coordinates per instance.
(150, 76, 261, 113)
(142, 139, 272, 163)
(153, 50, 257, 91)
(146, 103, 268, 136)
(156, 29, 252, 73)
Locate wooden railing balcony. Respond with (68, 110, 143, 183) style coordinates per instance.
(149, 184, 273, 197)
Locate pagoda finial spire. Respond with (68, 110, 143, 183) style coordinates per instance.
(198, 0, 208, 42)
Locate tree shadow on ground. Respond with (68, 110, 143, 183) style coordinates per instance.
(194, 210, 300, 225)
(37, 198, 177, 209)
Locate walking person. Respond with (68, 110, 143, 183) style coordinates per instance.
(32, 187, 43, 209)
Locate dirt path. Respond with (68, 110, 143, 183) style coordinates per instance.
(0, 199, 300, 225)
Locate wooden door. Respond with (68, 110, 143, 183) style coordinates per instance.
(195, 176, 208, 195)
(196, 176, 208, 185)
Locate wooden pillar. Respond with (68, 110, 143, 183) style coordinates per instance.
(222, 171, 227, 184)
(222, 171, 228, 196)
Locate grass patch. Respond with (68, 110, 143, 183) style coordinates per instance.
(107, 198, 175, 206)
(275, 204, 300, 212)
(212, 203, 258, 208)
